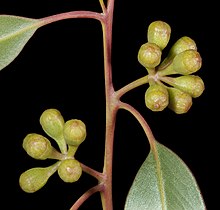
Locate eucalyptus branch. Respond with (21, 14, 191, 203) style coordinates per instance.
(0, 0, 207, 209)
(116, 75, 149, 99)
(39, 10, 104, 27)
(118, 101, 156, 147)
(99, 0, 107, 13)
(81, 163, 105, 181)
(99, 0, 116, 208)
(70, 184, 104, 210)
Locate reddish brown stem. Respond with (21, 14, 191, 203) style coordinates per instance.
(118, 101, 156, 147)
(99, 0, 117, 210)
(39, 11, 104, 26)
(35, 1, 119, 209)
(81, 163, 105, 181)
(69, 184, 104, 210)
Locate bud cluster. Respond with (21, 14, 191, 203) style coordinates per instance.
(19, 108, 86, 193)
(138, 20, 205, 114)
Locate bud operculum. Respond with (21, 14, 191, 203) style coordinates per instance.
(168, 87, 192, 114)
(169, 36, 197, 56)
(159, 36, 197, 69)
(147, 20, 171, 50)
(145, 83, 169, 111)
(40, 108, 65, 139)
(19, 162, 60, 193)
(172, 49, 202, 75)
(58, 159, 82, 183)
(63, 119, 86, 147)
(40, 108, 67, 154)
(172, 75, 205, 98)
(158, 49, 202, 77)
(138, 42, 162, 70)
(23, 133, 53, 160)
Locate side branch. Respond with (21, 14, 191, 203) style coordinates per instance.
(116, 75, 149, 99)
(99, 0, 107, 13)
(39, 10, 104, 26)
(69, 184, 104, 210)
(81, 163, 105, 181)
(118, 101, 156, 147)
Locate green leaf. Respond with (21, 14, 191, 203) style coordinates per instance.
(124, 140, 206, 210)
(0, 15, 41, 71)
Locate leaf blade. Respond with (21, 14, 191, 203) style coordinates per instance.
(125, 141, 206, 210)
(0, 15, 41, 71)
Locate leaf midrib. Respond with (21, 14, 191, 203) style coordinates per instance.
(0, 17, 42, 42)
(151, 141, 167, 210)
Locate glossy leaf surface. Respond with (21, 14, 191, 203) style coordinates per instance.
(125, 141, 206, 210)
(0, 15, 41, 71)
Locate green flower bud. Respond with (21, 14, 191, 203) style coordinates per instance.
(147, 20, 171, 50)
(138, 42, 162, 69)
(159, 36, 197, 69)
(63, 119, 86, 146)
(168, 87, 192, 114)
(169, 36, 197, 56)
(58, 159, 82, 183)
(40, 108, 67, 154)
(145, 83, 169, 111)
(40, 108, 65, 140)
(23, 133, 53, 160)
(173, 49, 202, 75)
(19, 162, 60, 193)
(172, 75, 205, 98)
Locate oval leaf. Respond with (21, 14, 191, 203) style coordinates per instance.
(0, 15, 41, 71)
(125, 140, 206, 210)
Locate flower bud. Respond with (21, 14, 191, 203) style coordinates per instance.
(145, 83, 169, 111)
(19, 162, 60, 193)
(173, 49, 202, 75)
(172, 75, 205, 98)
(138, 42, 162, 69)
(58, 159, 82, 183)
(169, 36, 197, 56)
(159, 36, 197, 69)
(40, 108, 67, 154)
(147, 20, 171, 50)
(23, 133, 53, 160)
(168, 87, 192, 114)
(63, 119, 86, 146)
(40, 108, 65, 140)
